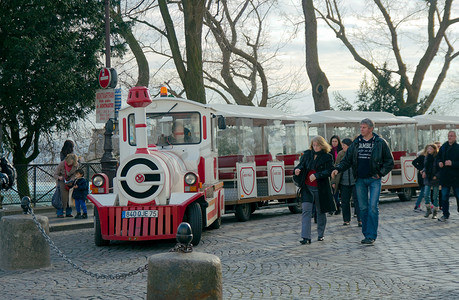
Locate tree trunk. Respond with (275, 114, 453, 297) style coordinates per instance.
(183, 0, 206, 104)
(302, 0, 330, 111)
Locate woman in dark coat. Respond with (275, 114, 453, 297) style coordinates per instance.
(329, 135, 343, 215)
(294, 136, 336, 245)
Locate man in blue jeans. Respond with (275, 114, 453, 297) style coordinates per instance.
(331, 118, 394, 245)
(437, 131, 459, 222)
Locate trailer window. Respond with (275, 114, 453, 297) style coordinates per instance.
(128, 112, 201, 146)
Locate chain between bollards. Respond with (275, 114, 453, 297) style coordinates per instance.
(23, 199, 148, 280)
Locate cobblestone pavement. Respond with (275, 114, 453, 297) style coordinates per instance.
(1, 196, 459, 299)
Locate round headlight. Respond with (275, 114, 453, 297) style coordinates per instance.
(184, 173, 197, 185)
(93, 175, 105, 187)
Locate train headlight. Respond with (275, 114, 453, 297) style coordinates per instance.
(91, 173, 109, 194)
(93, 175, 105, 187)
(184, 173, 197, 185)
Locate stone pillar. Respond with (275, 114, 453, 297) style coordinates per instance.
(147, 252, 222, 300)
(0, 215, 50, 270)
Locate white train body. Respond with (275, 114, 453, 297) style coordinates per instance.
(89, 87, 223, 246)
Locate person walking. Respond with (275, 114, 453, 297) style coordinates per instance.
(331, 118, 394, 245)
(422, 144, 440, 219)
(412, 145, 428, 212)
(332, 138, 361, 226)
(437, 131, 459, 222)
(294, 136, 336, 245)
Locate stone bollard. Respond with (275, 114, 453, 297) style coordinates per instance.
(147, 251, 222, 300)
(0, 214, 50, 270)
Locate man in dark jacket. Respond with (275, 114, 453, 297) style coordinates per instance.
(331, 118, 394, 245)
(437, 131, 459, 222)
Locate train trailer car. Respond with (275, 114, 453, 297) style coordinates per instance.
(305, 110, 419, 201)
(209, 104, 311, 221)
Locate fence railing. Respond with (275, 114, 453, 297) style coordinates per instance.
(0, 163, 103, 206)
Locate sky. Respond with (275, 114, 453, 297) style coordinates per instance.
(273, 1, 459, 115)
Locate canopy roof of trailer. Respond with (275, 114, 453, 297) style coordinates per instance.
(304, 110, 416, 126)
(208, 103, 311, 124)
(413, 115, 459, 129)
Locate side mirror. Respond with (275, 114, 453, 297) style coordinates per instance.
(217, 115, 226, 130)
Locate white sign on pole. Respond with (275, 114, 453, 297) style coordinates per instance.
(95, 89, 115, 123)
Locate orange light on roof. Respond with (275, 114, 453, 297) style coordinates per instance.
(160, 86, 168, 97)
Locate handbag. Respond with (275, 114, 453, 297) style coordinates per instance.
(52, 185, 63, 209)
(293, 169, 306, 187)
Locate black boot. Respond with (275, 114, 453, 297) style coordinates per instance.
(82, 213, 88, 219)
(74, 213, 82, 219)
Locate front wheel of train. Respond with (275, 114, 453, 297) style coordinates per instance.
(209, 216, 222, 229)
(184, 202, 202, 246)
(94, 208, 110, 246)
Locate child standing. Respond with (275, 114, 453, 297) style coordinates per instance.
(72, 169, 89, 219)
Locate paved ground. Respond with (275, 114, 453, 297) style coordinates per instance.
(1, 195, 459, 299)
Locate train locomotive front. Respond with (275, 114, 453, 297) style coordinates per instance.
(88, 86, 224, 246)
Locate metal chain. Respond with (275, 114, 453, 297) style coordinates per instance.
(169, 243, 193, 253)
(27, 207, 148, 280)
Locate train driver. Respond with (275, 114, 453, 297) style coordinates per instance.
(168, 121, 192, 144)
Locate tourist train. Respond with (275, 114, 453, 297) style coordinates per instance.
(88, 86, 456, 246)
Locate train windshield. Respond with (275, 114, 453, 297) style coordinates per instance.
(128, 112, 201, 146)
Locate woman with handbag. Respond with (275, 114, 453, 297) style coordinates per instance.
(294, 136, 336, 245)
(54, 153, 79, 218)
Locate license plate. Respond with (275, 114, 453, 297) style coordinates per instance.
(122, 210, 158, 219)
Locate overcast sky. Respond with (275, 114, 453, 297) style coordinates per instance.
(273, 0, 459, 115)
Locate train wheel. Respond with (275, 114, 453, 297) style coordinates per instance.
(94, 208, 109, 246)
(398, 187, 413, 202)
(235, 203, 251, 222)
(209, 216, 222, 229)
(288, 198, 302, 214)
(185, 202, 202, 246)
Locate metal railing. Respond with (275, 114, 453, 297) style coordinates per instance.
(1, 163, 102, 206)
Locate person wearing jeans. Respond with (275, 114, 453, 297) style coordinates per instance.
(422, 144, 440, 219)
(412, 146, 428, 212)
(437, 131, 459, 222)
(331, 118, 394, 245)
(332, 138, 361, 226)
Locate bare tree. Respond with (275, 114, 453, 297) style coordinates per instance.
(316, 0, 459, 116)
(302, 0, 331, 111)
(111, 3, 150, 87)
(158, 0, 207, 103)
(112, 1, 304, 108)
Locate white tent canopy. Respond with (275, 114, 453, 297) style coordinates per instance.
(209, 103, 311, 125)
(304, 110, 416, 126)
(413, 115, 459, 130)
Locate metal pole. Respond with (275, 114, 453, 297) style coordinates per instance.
(105, 0, 111, 68)
(101, 0, 117, 189)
